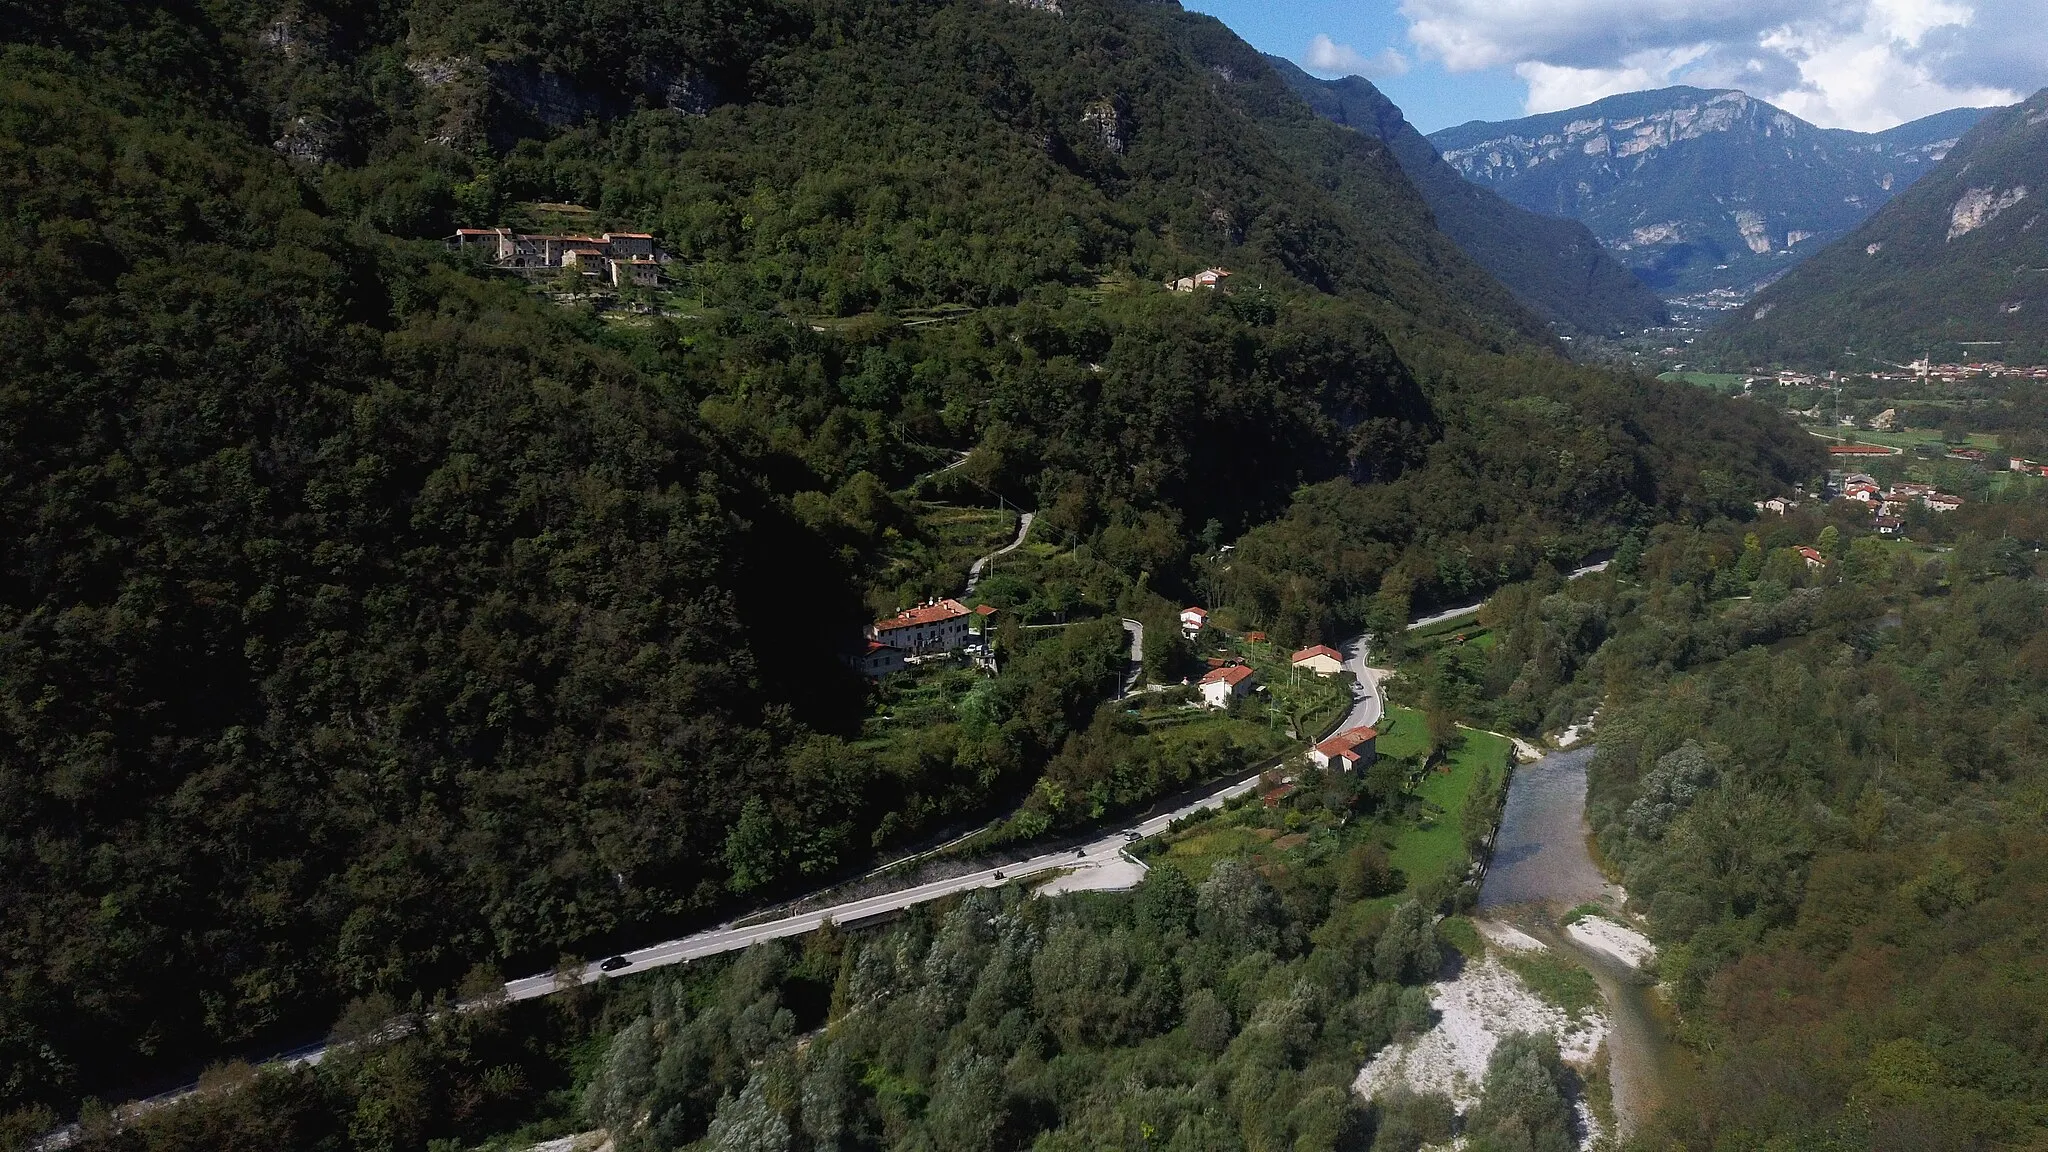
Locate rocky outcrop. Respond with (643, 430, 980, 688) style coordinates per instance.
(1081, 98, 1130, 155)
(272, 114, 339, 163)
(642, 63, 722, 116)
(1948, 185, 2029, 240)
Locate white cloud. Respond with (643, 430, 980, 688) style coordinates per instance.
(1515, 46, 1711, 113)
(1398, 0, 2043, 128)
(1306, 34, 1411, 79)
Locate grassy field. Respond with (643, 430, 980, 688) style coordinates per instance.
(1152, 712, 1511, 895)
(1387, 723, 1511, 887)
(1159, 821, 1286, 884)
(1373, 704, 1428, 760)
(1809, 426, 2004, 452)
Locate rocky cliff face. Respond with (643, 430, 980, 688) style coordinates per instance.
(1428, 87, 1995, 301)
(1708, 88, 2048, 366)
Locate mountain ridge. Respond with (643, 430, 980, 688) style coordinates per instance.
(1707, 86, 2048, 366)
(1428, 86, 2000, 299)
(1268, 56, 1669, 336)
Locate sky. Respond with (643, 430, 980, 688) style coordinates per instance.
(1180, 0, 2047, 134)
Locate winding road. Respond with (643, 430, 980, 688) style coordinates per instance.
(965, 511, 1034, 594)
(49, 557, 1622, 1144)
(1406, 560, 1611, 632)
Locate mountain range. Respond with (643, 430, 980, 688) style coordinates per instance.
(1429, 87, 1997, 300)
(1268, 57, 1668, 337)
(1710, 86, 2048, 366)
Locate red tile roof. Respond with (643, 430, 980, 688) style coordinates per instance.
(874, 598, 970, 631)
(1291, 645, 1343, 664)
(1315, 726, 1378, 759)
(1182, 606, 1208, 618)
(974, 604, 997, 616)
(1200, 665, 1254, 687)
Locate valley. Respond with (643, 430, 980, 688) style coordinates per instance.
(5, 1, 2048, 1151)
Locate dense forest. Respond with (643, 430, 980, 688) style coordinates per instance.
(1585, 501, 2048, 1148)
(1, 0, 1815, 1125)
(1387, 473, 2048, 1148)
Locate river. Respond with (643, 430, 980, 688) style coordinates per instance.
(1478, 746, 1674, 1137)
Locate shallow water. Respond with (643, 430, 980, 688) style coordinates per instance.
(1479, 746, 1672, 1136)
(1479, 746, 1610, 910)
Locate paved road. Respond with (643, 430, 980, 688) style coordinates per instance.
(965, 511, 1034, 593)
(1334, 634, 1389, 734)
(1118, 617, 1144, 695)
(1405, 561, 1610, 632)
(51, 565, 1615, 1143)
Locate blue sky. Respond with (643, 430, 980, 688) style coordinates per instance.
(1184, 0, 2047, 135)
(1182, 0, 1524, 132)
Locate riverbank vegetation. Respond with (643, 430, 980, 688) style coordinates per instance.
(1390, 478, 2048, 1147)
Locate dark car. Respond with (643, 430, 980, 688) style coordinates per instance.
(600, 955, 633, 972)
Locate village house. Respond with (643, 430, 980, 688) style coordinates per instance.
(1925, 493, 1963, 513)
(869, 598, 973, 654)
(1199, 664, 1256, 709)
(451, 227, 664, 287)
(1754, 497, 1796, 514)
(1165, 267, 1231, 292)
(1874, 516, 1904, 537)
(1180, 606, 1209, 634)
(1290, 645, 1345, 677)
(1798, 546, 1825, 569)
(854, 641, 908, 679)
(1309, 726, 1378, 772)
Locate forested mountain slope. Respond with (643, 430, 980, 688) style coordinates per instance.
(1709, 87, 2048, 367)
(1268, 57, 1668, 336)
(1429, 87, 1996, 297)
(0, 0, 1816, 1119)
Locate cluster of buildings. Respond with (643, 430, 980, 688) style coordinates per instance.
(1885, 359, 2048, 384)
(1164, 267, 1231, 292)
(449, 227, 665, 288)
(861, 594, 1387, 776)
(1758, 467, 1969, 533)
(854, 597, 997, 678)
